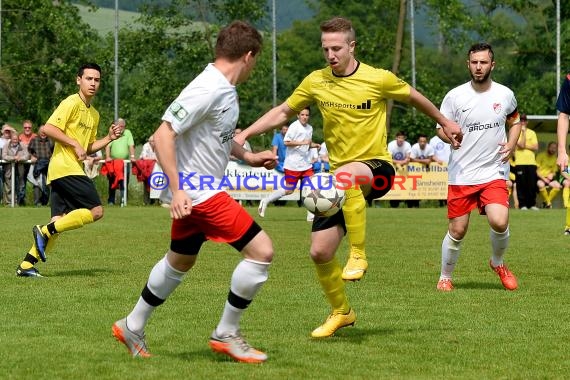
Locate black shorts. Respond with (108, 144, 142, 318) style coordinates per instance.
(311, 159, 395, 233)
(361, 159, 395, 201)
(50, 175, 102, 217)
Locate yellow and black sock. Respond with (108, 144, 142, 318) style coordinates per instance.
(548, 188, 560, 205)
(342, 188, 366, 259)
(314, 258, 350, 314)
(42, 209, 94, 236)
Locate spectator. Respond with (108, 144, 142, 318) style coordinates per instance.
(2, 132, 30, 206)
(410, 134, 437, 166)
(27, 125, 54, 206)
(536, 141, 564, 209)
(430, 134, 451, 165)
(430, 134, 451, 206)
(136, 135, 157, 205)
(387, 131, 412, 208)
(104, 118, 135, 206)
(0, 124, 17, 204)
(271, 125, 287, 173)
(18, 119, 38, 204)
(514, 114, 539, 210)
(408, 134, 436, 208)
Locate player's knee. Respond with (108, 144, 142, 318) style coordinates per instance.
(91, 206, 104, 221)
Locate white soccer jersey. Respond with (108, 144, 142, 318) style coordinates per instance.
(284, 119, 313, 171)
(387, 140, 411, 161)
(410, 143, 435, 159)
(437, 81, 517, 185)
(161, 63, 239, 205)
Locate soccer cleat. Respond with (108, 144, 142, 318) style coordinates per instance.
(311, 309, 356, 338)
(112, 318, 151, 358)
(16, 266, 43, 278)
(564, 228, 570, 236)
(489, 260, 518, 290)
(257, 199, 268, 218)
(32, 225, 48, 262)
(436, 278, 453, 292)
(208, 330, 267, 364)
(342, 256, 368, 281)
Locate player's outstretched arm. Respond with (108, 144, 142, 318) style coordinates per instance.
(557, 112, 570, 171)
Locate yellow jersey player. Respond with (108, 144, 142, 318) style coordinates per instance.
(16, 63, 124, 277)
(237, 17, 461, 337)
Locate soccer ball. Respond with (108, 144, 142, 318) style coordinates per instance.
(301, 173, 346, 217)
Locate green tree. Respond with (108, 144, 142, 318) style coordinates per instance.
(0, 0, 104, 126)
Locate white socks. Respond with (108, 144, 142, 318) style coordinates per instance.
(440, 232, 462, 280)
(127, 255, 186, 334)
(216, 259, 270, 336)
(490, 227, 510, 267)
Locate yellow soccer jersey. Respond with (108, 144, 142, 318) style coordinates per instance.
(46, 94, 99, 183)
(536, 151, 558, 178)
(514, 129, 538, 165)
(286, 62, 410, 170)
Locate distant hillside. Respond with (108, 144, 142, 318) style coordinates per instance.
(73, 0, 315, 34)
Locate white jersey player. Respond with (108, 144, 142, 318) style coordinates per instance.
(435, 42, 522, 293)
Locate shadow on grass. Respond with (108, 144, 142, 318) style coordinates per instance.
(50, 268, 112, 277)
(455, 281, 504, 290)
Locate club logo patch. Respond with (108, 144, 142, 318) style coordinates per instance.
(493, 103, 502, 114)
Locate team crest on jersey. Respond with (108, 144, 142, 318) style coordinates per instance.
(493, 103, 502, 114)
(169, 101, 189, 121)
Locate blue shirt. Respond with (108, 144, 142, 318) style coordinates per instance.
(557, 74, 570, 114)
(272, 132, 286, 172)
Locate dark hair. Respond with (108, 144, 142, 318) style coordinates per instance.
(418, 133, 428, 140)
(215, 21, 262, 61)
(395, 130, 406, 137)
(77, 63, 102, 78)
(520, 113, 527, 121)
(467, 42, 494, 61)
(320, 17, 356, 42)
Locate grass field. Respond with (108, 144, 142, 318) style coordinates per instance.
(1, 205, 570, 379)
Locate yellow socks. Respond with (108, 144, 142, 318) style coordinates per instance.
(538, 188, 549, 205)
(564, 188, 569, 208)
(342, 188, 366, 259)
(42, 209, 94, 236)
(548, 188, 560, 205)
(314, 258, 350, 314)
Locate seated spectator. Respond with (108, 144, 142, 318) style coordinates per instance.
(2, 132, 30, 206)
(536, 141, 565, 208)
(27, 125, 54, 206)
(408, 134, 436, 208)
(387, 131, 412, 208)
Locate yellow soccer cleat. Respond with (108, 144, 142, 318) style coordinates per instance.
(311, 309, 356, 338)
(342, 255, 368, 281)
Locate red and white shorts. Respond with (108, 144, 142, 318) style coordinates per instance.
(283, 168, 314, 188)
(447, 179, 508, 219)
(171, 192, 254, 244)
